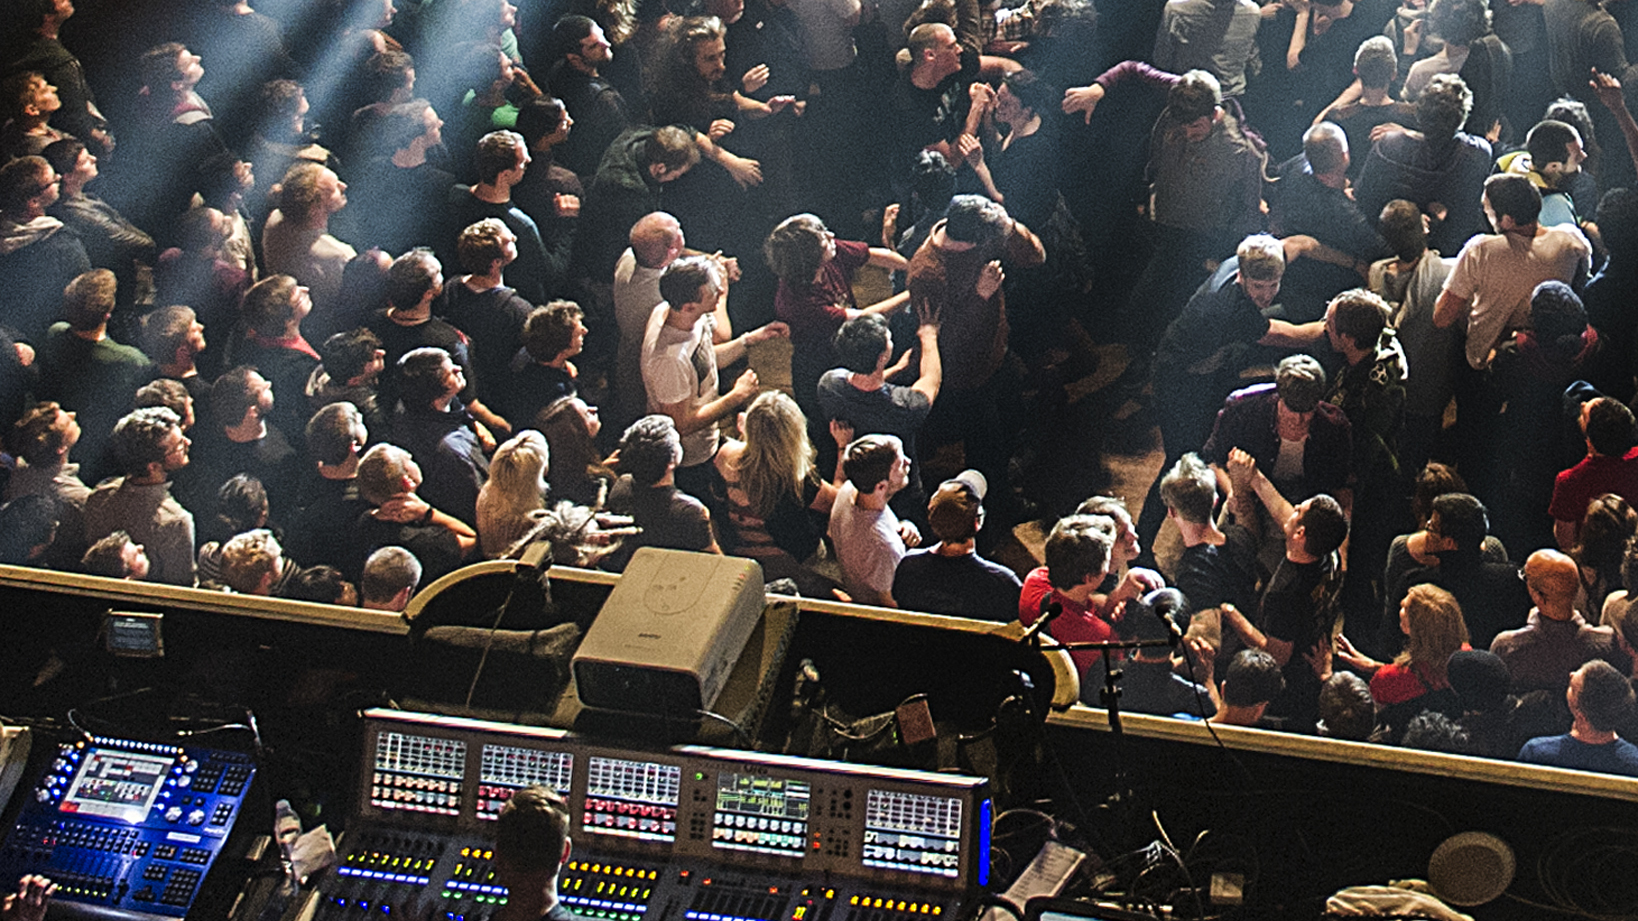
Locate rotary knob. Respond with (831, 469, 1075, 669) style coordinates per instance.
(187, 809, 206, 826)
(164, 806, 183, 823)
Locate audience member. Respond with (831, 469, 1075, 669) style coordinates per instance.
(83, 407, 195, 586)
(0, 155, 91, 341)
(1210, 649, 1285, 727)
(441, 218, 535, 422)
(360, 545, 423, 611)
(604, 414, 718, 569)
(81, 530, 149, 580)
(475, 429, 550, 557)
(1518, 660, 1638, 776)
(1394, 491, 1530, 650)
(6, 401, 89, 567)
(1336, 583, 1470, 741)
(1552, 398, 1638, 549)
(641, 255, 788, 496)
(352, 442, 478, 583)
(892, 470, 1021, 620)
(35, 269, 151, 482)
(538, 396, 611, 507)
(1221, 448, 1348, 731)
(817, 303, 942, 523)
(261, 162, 357, 310)
(1119, 587, 1220, 718)
(508, 301, 586, 427)
(237, 274, 321, 441)
(288, 401, 371, 570)
(829, 433, 919, 606)
(1018, 513, 1163, 686)
(1492, 549, 1628, 694)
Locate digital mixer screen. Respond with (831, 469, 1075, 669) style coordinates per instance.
(861, 790, 963, 878)
(711, 773, 810, 858)
(371, 731, 467, 817)
(583, 756, 681, 842)
(476, 744, 574, 820)
(59, 748, 174, 823)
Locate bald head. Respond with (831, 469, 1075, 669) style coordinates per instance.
(630, 212, 683, 269)
(1523, 549, 1580, 616)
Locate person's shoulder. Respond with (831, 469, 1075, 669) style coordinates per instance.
(973, 553, 1023, 585)
(1542, 222, 1592, 251)
(1516, 733, 1561, 762)
(1222, 381, 1278, 410)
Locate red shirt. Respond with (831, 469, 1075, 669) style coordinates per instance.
(1020, 566, 1118, 677)
(1550, 448, 1638, 522)
(774, 239, 869, 345)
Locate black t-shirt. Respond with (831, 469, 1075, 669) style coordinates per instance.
(443, 188, 554, 305)
(437, 283, 533, 408)
(1121, 658, 1216, 719)
(1155, 259, 1272, 374)
(1259, 554, 1341, 729)
(367, 310, 478, 416)
(891, 54, 979, 168)
(891, 548, 1023, 621)
(604, 476, 714, 570)
(287, 475, 369, 571)
(351, 510, 465, 584)
(1173, 523, 1261, 617)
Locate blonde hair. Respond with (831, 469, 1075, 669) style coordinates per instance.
(220, 529, 282, 594)
(733, 391, 814, 520)
(1236, 234, 1285, 282)
(485, 430, 549, 514)
(1397, 584, 1469, 686)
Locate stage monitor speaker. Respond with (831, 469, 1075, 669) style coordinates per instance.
(573, 548, 764, 716)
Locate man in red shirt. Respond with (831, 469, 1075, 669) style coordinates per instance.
(1018, 513, 1163, 688)
(1551, 396, 1638, 549)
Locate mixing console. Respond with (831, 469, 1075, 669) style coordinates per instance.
(0, 734, 256, 920)
(315, 710, 991, 921)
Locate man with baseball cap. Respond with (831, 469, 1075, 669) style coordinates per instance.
(891, 470, 1021, 621)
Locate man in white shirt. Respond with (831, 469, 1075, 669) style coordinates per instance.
(828, 434, 921, 607)
(1434, 172, 1591, 370)
(640, 255, 787, 496)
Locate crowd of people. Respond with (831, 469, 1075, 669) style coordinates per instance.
(4, 0, 1638, 771)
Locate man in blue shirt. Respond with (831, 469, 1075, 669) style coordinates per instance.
(1518, 660, 1638, 776)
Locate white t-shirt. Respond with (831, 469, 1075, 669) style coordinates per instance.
(641, 304, 719, 466)
(828, 480, 907, 605)
(792, 0, 861, 70)
(1444, 223, 1590, 369)
(613, 250, 666, 415)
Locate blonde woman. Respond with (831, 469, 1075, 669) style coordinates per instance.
(1336, 583, 1471, 739)
(713, 391, 848, 586)
(476, 430, 550, 558)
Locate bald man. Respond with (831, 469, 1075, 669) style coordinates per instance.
(1266, 121, 1390, 322)
(612, 212, 685, 427)
(1490, 549, 1629, 694)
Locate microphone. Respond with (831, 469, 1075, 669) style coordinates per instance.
(1139, 587, 1187, 647)
(1019, 599, 1063, 645)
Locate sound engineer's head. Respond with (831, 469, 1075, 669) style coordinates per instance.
(494, 784, 572, 897)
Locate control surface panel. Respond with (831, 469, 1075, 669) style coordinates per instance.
(0, 735, 255, 919)
(316, 710, 992, 921)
